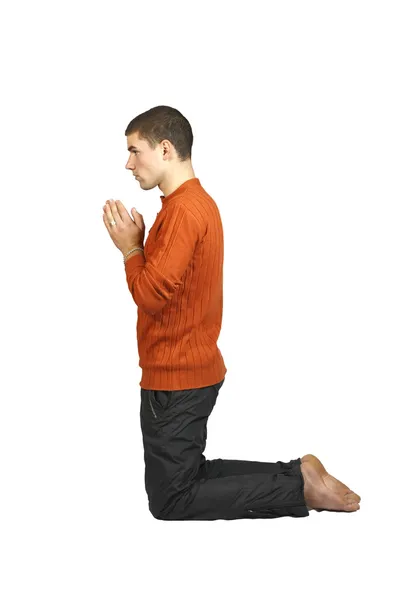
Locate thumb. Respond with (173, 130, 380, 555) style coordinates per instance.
(131, 207, 145, 231)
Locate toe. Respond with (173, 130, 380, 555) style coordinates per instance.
(345, 491, 361, 503)
(345, 492, 358, 502)
(344, 493, 360, 511)
(344, 501, 360, 511)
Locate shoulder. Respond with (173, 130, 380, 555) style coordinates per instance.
(165, 197, 205, 232)
(171, 185, 219, 224)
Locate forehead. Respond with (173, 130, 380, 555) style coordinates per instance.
(126, 131, 147, 150)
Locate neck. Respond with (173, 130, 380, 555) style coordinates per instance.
(159, 165, 196, 198)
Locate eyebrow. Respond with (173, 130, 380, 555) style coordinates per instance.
(127, 145, 139, 151)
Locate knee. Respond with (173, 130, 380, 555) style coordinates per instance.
(149, 504, 166, 520)
(148, 488, 187, 520)
(147, 494, 172, 520)
(146, 479, 191, 520)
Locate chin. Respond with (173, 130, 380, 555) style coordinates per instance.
(144, 180, 158, 191)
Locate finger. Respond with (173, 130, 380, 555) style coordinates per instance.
(107, 199, 123, 226)
(102, 211, 111, 234)
(103, 201, 116, 225)
(103, 204, 120, 236)
(115, 199, 130, 223)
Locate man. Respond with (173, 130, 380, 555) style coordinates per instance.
(103, 105, 361, 520)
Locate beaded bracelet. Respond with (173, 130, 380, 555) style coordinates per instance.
(123, 246, 144, 263)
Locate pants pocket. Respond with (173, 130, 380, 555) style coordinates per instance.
(140, 389, 167, 424)
(150, 390, 174, 415)
(148, 391, 159, 419)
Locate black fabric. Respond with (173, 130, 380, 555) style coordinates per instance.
(140, 378, 309, 520)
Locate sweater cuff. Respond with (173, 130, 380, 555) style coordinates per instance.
(124, 252, 146, 287)
(124, 250, 145, 274)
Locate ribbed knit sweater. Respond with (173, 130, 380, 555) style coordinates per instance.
(124, 177, 227, 390)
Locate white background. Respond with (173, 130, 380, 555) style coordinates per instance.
(1, 0, 399, 598)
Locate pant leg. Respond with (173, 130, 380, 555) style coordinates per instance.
(195, 380, 302, 482)
(140, 379, 309, 521)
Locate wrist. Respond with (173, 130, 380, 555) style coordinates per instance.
(122, 244, 143, 254)
(123, 246, 144, 262)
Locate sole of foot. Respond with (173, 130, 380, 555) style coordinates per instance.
(301, 454, 361, 512)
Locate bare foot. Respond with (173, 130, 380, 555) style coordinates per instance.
(300, 454, 361, 512)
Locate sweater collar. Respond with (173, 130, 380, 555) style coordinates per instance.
(160, 177, 200, 205)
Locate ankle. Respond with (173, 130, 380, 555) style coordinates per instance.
(300, 463, 312, 507)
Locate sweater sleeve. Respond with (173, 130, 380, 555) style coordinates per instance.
(124, 203, 201, 314)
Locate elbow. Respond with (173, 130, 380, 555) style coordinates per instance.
(141, 303, 166, 316)
(131, 279, 178, 314)
(134, 293, 170, 316)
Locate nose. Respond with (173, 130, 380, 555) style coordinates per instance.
(125, 155, 135, 169)
(125, 161, 137, 176)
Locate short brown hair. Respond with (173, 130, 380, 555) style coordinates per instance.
(125, 105, 193, 161)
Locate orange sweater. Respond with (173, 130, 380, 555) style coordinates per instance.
(124, 177, 227, 390)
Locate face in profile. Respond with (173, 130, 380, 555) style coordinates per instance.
(125, 131, 168, 191)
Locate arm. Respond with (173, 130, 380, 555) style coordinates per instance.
(124, 203, 201, 314)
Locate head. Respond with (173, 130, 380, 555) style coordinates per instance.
(125, 105, 194, 191)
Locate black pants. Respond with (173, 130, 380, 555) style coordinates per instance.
(140, 378, 309, 520)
